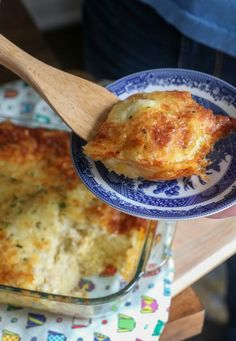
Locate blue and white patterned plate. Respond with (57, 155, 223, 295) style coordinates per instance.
(71, 68, 236, 220)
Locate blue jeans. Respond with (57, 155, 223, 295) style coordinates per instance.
(83, 1, 236, 339)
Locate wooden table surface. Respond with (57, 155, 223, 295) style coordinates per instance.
(163, 216, 236, 339)
(2, 1, 236, 340)
(173, 217, 236, 296)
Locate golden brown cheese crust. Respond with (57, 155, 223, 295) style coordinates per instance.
(0, 121, 77, 189)
(84, 91, 236, 180)
(0, 121, 147, 293)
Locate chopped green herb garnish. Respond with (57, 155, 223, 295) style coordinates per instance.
(36, 221, 41, 229)
(7, 233, 13, 240)
(59, 202, 66, 209)
(27, 171, 35, 176)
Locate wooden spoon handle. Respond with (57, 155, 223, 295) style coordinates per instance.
(0, 34, 118, 139)
(0, 34, 44, 86)
(0, 33, 61, 106)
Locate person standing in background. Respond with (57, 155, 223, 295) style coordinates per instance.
(83, 0, 236, 85)
(82, 1, 236, 340)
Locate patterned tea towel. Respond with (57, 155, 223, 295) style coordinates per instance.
(0, 80, 175, 340)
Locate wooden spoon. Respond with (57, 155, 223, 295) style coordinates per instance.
(0, 34, 118, 140)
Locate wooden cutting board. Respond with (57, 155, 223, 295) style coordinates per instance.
(161, 287, 205, 341)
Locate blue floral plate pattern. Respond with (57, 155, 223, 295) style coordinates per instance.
(71, 68, 236, 220)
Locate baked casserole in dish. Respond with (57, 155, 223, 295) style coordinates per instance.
(0, 121, 174, 317)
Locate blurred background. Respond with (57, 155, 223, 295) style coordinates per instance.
(0, 1, 235, 340)
(22, 0, 85, 72)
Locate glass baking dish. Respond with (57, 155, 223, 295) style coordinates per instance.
(0, 81, 176, 318)
(0, 220, 175, 318)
